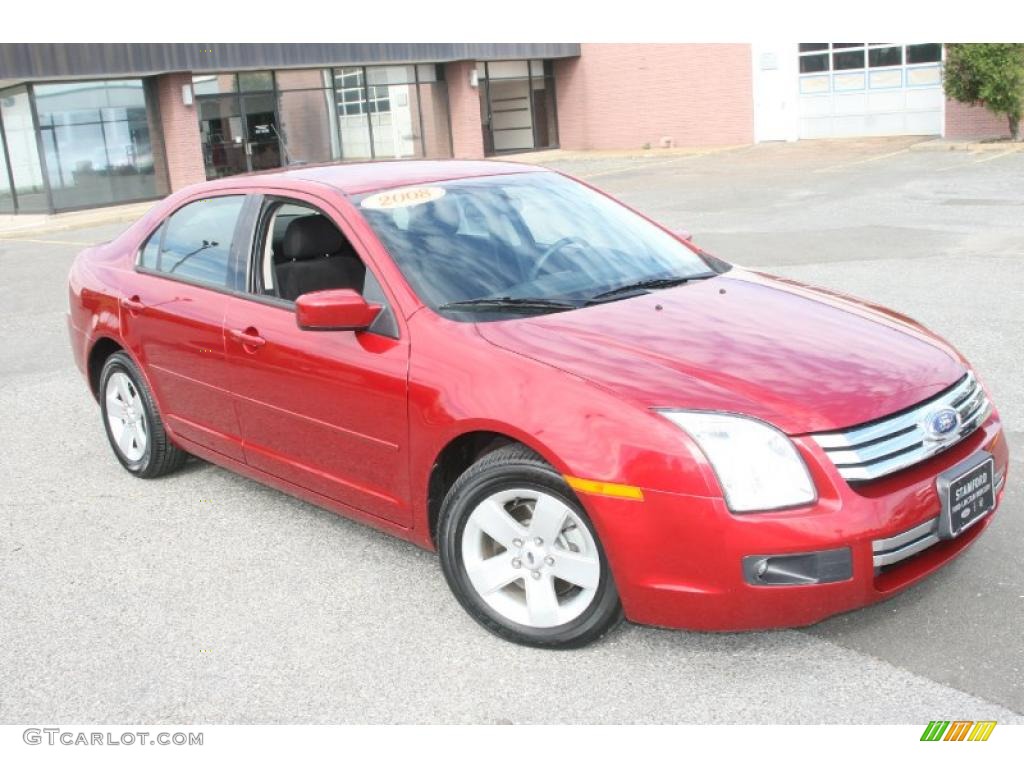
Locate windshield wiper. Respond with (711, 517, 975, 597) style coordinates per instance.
(586, 273, 716, 305)
(438, 297, 578, 313)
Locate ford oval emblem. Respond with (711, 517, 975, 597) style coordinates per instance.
(924, 407, 960, 440)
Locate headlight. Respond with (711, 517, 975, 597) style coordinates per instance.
(658, 410, 816, 513)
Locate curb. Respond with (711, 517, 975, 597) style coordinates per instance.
(0, 201, 156, 240)
(910, 138, 1022, 152)
(499, 145, 749, 165)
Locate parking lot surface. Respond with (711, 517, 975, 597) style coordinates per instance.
(1, 137, 1021, 723)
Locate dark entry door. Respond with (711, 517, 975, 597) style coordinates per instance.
(198, 92, 283, 178)
(241, 93, 282, 171)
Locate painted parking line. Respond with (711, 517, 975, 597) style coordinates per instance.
(812, 148, 911, 174)
(933, 149, 1021, 171)
(577, 146, 747, 180)
(0, 237, 93, 246)
(972, 149, 1018, 164)
(578, 156, 705, 180)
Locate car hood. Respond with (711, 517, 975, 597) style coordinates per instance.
(475, 269, 966, 434)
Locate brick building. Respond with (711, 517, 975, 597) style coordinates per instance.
(0, 42, 1012, 214)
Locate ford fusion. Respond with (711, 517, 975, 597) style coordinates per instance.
(67, 160, 1009, 648)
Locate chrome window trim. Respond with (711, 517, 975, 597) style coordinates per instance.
(811, 373, 992, 481)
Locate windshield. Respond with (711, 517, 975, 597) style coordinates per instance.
(352, 171, 721, 320)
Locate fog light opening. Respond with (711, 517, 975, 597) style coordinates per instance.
(743, 548, 853, 586)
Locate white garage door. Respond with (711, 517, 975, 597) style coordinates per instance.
(797, 44, 943, 138)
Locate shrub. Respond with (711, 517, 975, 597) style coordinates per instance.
(944, 43, 1024, 141)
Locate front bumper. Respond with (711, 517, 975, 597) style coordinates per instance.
(583, 414, 1009, 631)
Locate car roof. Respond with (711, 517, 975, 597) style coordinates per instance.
(199, 159, 544, 197)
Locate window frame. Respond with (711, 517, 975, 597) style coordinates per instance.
(134, 191, 259, 295)
(242, 192, 401, 339)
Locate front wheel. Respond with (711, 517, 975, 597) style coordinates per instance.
(438, 445, 622, 648)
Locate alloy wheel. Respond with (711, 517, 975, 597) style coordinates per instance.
(461, 488, 601, 628)
(104, 370, 148, 462)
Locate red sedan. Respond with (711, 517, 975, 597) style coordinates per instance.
(67, 160, 1009, 648)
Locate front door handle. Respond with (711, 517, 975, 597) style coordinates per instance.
(228, 327, 267, 348)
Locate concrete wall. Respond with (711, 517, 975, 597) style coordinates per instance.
(944, 99, 1012, 140)
(554, 44, 754, 150)
(154, 73, 207, 191)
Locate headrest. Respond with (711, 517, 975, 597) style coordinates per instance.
(282, 214, 345, 260)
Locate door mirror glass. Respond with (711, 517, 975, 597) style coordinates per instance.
(295, 288, 381, 331)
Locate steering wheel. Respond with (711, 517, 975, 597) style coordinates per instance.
(528, 236, 591, 281)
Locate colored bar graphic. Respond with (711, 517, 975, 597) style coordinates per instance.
(944, 721, 973, 741)
(920, 720, 996, 742)
(968, 721, 997, 741)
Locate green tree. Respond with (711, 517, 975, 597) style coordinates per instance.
(944, 43, 1024, 141)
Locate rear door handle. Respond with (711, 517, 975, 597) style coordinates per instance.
(120, 295, 145, 313)
(228, 327, 267, 348)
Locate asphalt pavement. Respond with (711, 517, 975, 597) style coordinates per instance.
(1, 137, 1021, 723)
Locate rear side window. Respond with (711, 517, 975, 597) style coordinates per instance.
(139, 196, 246, 288)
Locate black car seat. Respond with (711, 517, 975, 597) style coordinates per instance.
(275, 214, 366, 301)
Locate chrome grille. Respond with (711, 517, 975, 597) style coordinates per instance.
(812, 373, 991, 482)
(871, 467, 1005, 569)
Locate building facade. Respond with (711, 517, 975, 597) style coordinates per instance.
(0, 43, 1011, 214)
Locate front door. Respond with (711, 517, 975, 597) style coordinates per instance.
(222, 194, 411, 525)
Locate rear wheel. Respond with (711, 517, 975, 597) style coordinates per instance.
(438, 445, 622, 648)
(99, 351, 187, 478)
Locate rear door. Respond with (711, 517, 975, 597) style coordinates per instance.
(121, 193, 254, 461)
(222, 190, 412, 526)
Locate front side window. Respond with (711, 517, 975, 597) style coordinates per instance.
(252, 198, 398, 337)
(139, 195, 245, 288)
(352, 172, 719, 321)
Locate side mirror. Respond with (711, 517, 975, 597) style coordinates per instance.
(295, 288, 381, 332)
(674, 228, 693, 241)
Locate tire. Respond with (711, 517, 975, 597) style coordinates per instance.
(98, 351, 188, 478)
(438, 444, 623, 649)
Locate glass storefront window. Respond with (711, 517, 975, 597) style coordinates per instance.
(334, 67, 372, 160)
(365, 66, 418, 159)
(276, 69, 339, 166)
(278, 88, 340, 165)
(417, 79, 452, 159)
(0, 126, 13, 213)
(197, 64, 453, 177)
(366, 65, 417, 86)
(483, 60, 530, 79)
(198, 95, 246, 179)
(531, 75, 558, 150)
(192, 74, 237, 96)
(0, 87, 48, 212)
(239, 71, 274, 92)
(416, 64, 439, 83)
(275, 69, 332, 91)
(34, 79, 163, 210)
